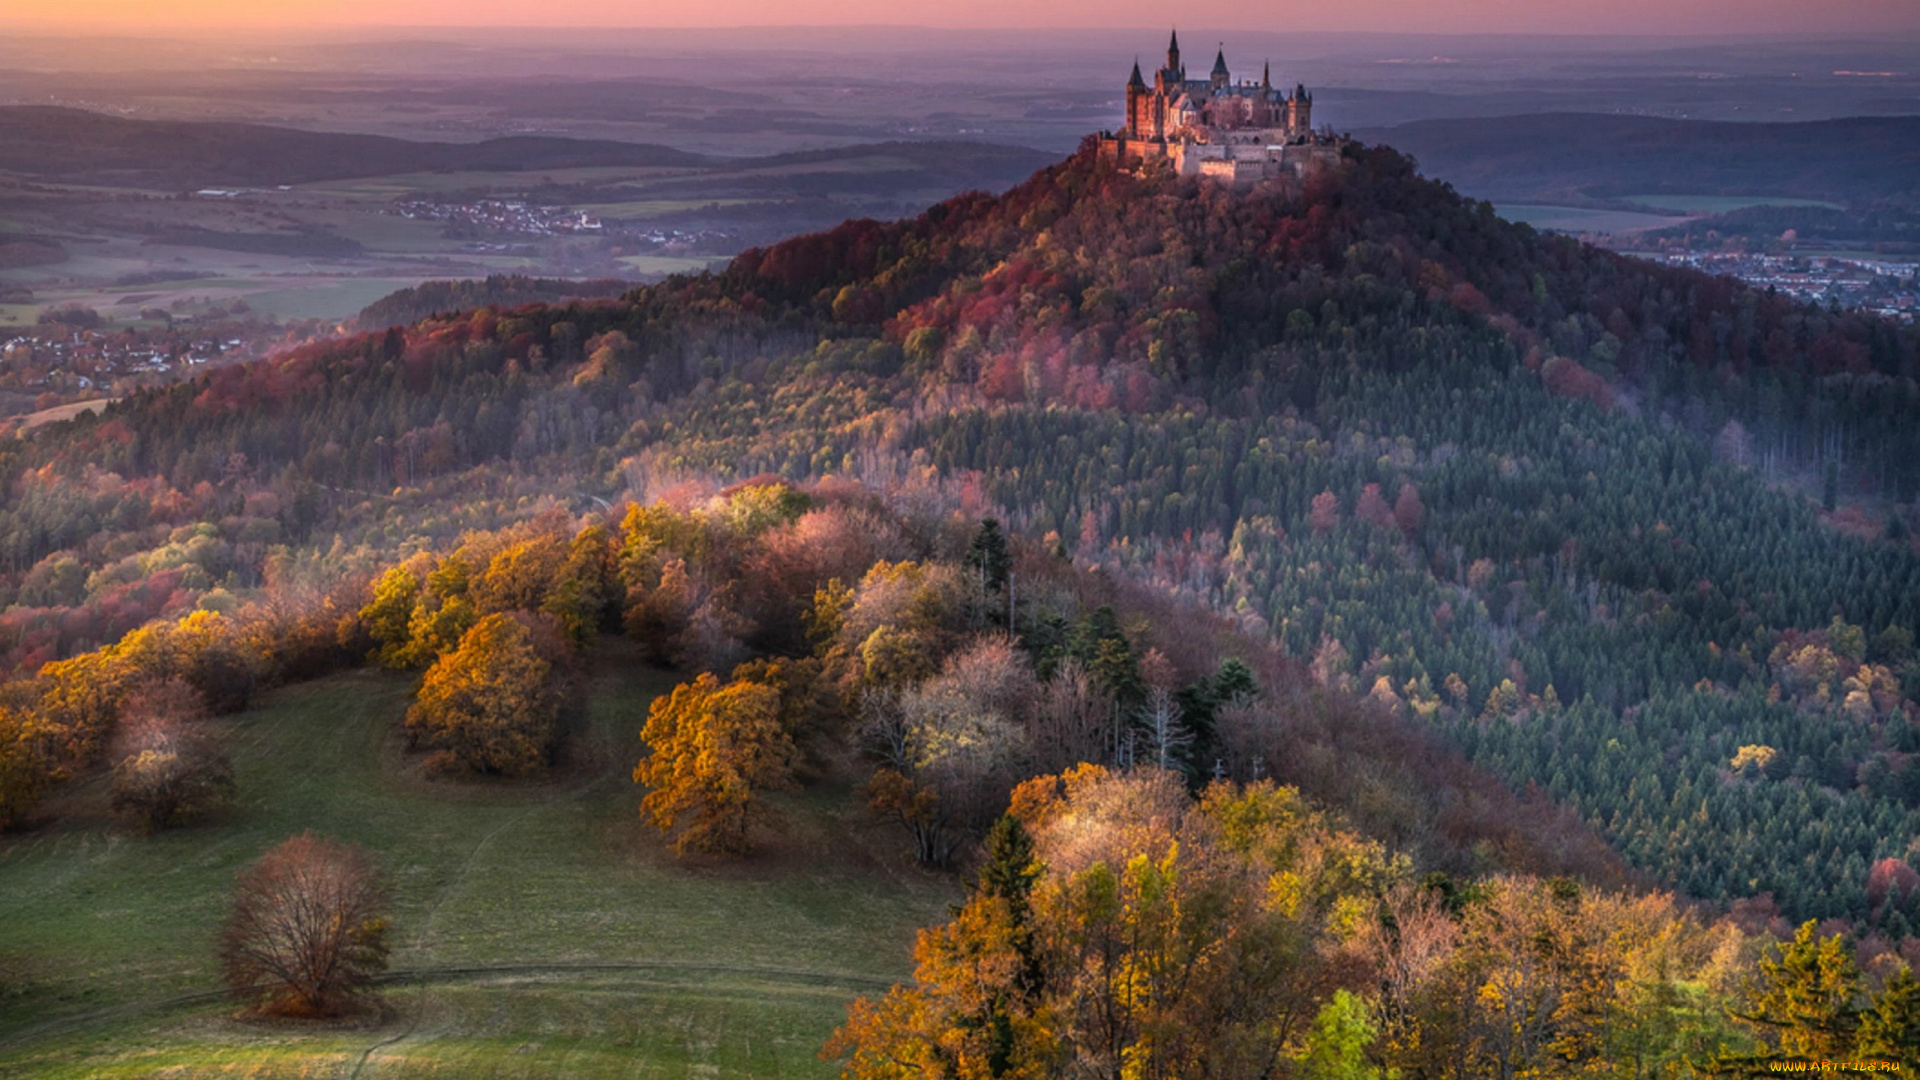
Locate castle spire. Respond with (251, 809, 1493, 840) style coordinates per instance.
(1166, 29, 1181, 75)
(1210, 44, 1229, 90)
(1262, 60, 1271, 89)
(1128, 58, 1146, 89)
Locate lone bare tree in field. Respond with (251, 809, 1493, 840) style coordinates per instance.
(218, 834, 391, 1016)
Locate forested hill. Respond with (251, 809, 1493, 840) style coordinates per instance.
(6, 142, 1920, 932)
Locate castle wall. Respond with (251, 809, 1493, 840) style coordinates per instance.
(1098, 133, 1342, 188)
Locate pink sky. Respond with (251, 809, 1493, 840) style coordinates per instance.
(7, 0, 1918, 35)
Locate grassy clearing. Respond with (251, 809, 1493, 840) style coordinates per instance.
(8, 976, 862, 1079)
(240, 280, 421, 321)
(10, 398, 119, 432)
(0, 643, 955, 1077)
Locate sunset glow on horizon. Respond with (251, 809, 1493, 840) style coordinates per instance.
(5, 0, 1918, 36)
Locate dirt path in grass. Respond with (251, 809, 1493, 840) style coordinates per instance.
(0, 960, 897, 1057)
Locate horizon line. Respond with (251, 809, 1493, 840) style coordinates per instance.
(4, 22, 1919, 39)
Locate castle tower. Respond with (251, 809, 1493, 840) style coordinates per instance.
(1166, 29, 1182, 81)
(1285, 83, 1313, 138)
(1210, 47, 1230, 92)
(1126, 59, 1148, 137)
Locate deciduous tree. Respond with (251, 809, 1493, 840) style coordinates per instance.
(404, 612, 559, 775)
(218, 833, 390, 1017)
(109, 678, 232, 831)
(634, 670, 797, 855)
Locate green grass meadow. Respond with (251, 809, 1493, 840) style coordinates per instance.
(0, 646, 955, 1077)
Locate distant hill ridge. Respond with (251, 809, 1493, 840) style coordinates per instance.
(1355, 112, 1920, 203)
(0, 106, 1050, 190)
(0, 105, 715, 187)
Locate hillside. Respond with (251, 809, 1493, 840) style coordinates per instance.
(1355, 112, 1920, 203)
(0, 654, 952, 1076)
(3, 140, 1919, 936)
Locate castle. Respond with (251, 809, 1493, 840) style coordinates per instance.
(1097, 31, 1343, 186)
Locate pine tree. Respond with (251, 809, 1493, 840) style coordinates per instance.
(1856, 967, 1919, 1064)
(1716, 921, 1864, 1072)
(968, 518, 1014, 594)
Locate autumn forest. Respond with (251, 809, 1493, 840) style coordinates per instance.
(2, 140, 1919, 1075)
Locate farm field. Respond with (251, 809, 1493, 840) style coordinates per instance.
(1614, 194, 1846, 213)
(1491, 203, 1684, 234)
(0, 645, 956, 1078)
(0, 114, 1055, 340)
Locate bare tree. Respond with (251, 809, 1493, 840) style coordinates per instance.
(1211, 697, 1277, 782)
(1028, 657, 1112, 773)
(109, 678, 232, 832)
(1354, 881, 1458, 1039)
(219, 834, 390, 1016)
(857, 671, 1027, 867)
(1139, 684, 1191, 772)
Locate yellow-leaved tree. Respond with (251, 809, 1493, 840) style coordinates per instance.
(633, 669, 797, 856)
(829, 768, 1409, 1080)
(0, 702, 48, 829)
(359, 562, 422, 669)
(404, 612, 558, 775)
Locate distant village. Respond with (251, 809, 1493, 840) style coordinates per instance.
(0, 307, 327, 417)
(1637, 251, 1919, 324)
(389, 198, 736, 254)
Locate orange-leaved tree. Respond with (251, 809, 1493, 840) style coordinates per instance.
(404, 612, 560, 775)
(633, 667, 797, 856)
(0, 701, 48, 829)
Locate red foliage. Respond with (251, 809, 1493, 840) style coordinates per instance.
(1540, 355, 1615, 412)
(1868, 857, 1920, 913)
(1393, 483, 1425, 538)
(1355, 483, 1394, 530)
(1309, 490, 1341, 536)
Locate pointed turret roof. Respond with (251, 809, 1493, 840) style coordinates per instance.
(1128, 59, 1146, 89)
(1168, 28, 1180, 54)
(1262, 60, 1271, 88)
(1212, 46, 1229, 77)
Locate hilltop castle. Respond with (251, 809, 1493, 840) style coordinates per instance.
(1097, 31, 1343, 186)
